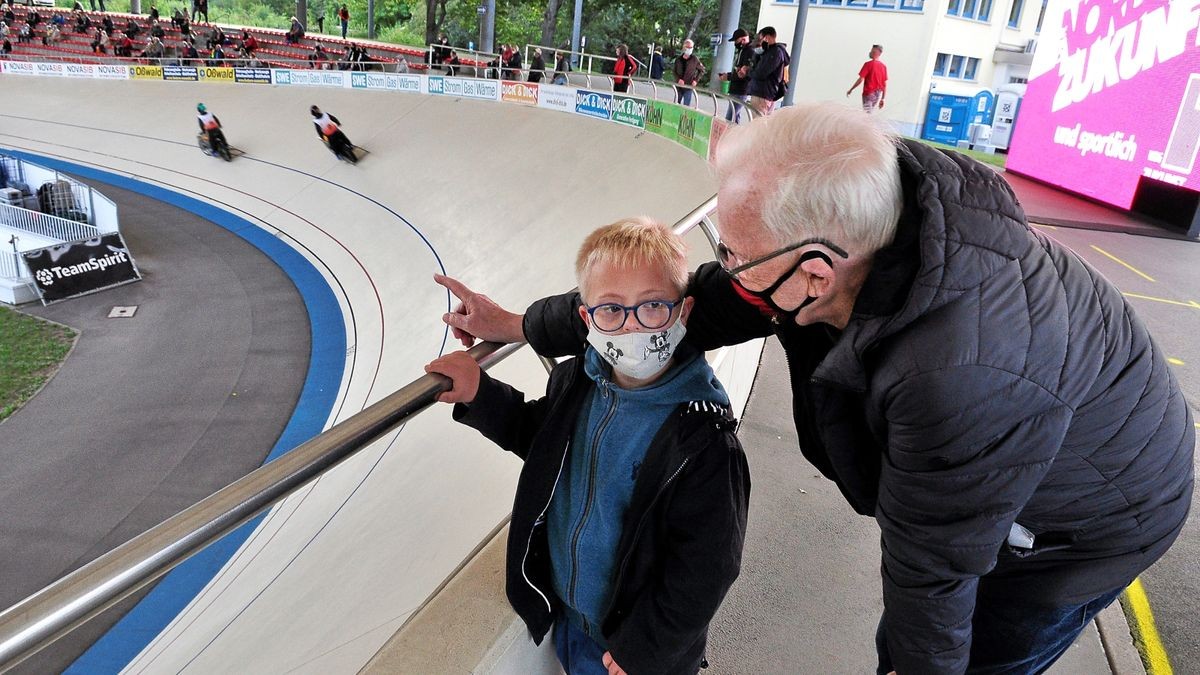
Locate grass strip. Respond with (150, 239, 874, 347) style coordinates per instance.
(0, 306, 76, 422)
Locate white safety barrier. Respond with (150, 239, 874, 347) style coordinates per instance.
(0, 202, 101, 244)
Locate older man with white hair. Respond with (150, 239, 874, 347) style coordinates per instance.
(436, 102, 1193, 675)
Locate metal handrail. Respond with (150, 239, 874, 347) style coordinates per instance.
(0, 194, 720, 672)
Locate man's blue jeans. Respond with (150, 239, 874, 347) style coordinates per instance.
(676, 87, 694, 107)
(875, 586, 1124, 674)
(554, 618, 609, 675)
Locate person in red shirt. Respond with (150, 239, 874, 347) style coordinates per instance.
(612, 43, 637, 93)
(847, 44, 887, 113)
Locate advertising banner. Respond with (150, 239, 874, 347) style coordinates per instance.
(273, 69, 347, 87)
(537, 84, 576, 112)
(501, 80, 539, 106)
(199, 66, 235, 83)
(1006, 0, 1200, 208)
(234, 67, 272, 84)
(1, 61, 36, 76)
(162, 65, 199, 81)
(677, 109, 712, 158)
(647, 101, 682, 142)
(575, 90, 613, 121)
(62, 63, 96, 79)
(611, 95, 647, 128)
(130, 65, 164, 80)
(427, 76, 499, 100)
(708, 118, 731, 163)
(23, 233, 142, 304)
(349, 71, 424, 93)
(95, 64, 129, 80)
(34, 62, 64, 77)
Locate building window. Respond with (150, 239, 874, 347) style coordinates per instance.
(1036, 0, 1047, 32)
(1009, 76, 1028, 83)
(964, 57, 980, 79)
(806, 0, 924, 9)
(1007, 0, 1024, 27)
(950, 0, 992, 21)
(933, 52, 981, 80)
(933, 52, 949, 76)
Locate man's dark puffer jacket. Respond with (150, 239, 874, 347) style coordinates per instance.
(522, 139, 1195, 675)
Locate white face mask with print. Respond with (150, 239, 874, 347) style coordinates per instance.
(586, 316, 687, 381)
(682, 48, 693, 57)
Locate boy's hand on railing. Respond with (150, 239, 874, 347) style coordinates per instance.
(434, 273, 526, 347)
(424, 351, 481, 403)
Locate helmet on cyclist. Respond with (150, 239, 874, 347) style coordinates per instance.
(310, 105, 321, 117)
(197, 103, 207, 113)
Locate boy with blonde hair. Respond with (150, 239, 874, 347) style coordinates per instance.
(427, 218, 750, 675)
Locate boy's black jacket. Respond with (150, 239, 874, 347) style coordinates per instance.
(453, 352, 750, 675)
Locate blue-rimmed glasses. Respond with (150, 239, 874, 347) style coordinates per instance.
(716, 237, 850, 278)
(586, 299, 681, 333)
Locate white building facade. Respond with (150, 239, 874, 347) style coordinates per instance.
(757, 0, 1047, 137)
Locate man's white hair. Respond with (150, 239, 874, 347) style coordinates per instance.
(714, 101, 903, 255)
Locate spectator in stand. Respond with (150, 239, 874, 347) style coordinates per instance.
(44, 23, 63, 45)
(101, 14, 114, 36)
(179, 14, 191, 38)
(240, 30, 256, 52)
(337, 3, 349, 39)
(125, 18, 140, 39)
(395, 56, 408, 73)
(719, 28, 753, 122)
(499, 43, 513, 79)
(444, 49, 460, 76)
(527, 46, 544, 83)
(207, 41, 223, 66)
(505, 45, 522, 81)
(16, 22, 31, 44)
(245, 49, 263, 67)
(352, 43, 369, 71)
(180, 36, 198, 64)
(612, 43, 636, 93)
(673, 39, 705, 107)
(150, 20, 164, 39)
(190, 0, 198, 21)
(91, 26, 108, 52)
(118, 31, 135, 57)
(649, 47, 664, 79)
(1, 37, 10, 56)
(551, 41, 570, 84)
(147, 3, 158, 21)
(195, 0, 208, 23)
(1, 4, 12, 25)
(73, 10, 90, 33)
(0, 21, 8, 42)
(432, 31, 449, 64)
(171, 7, 185, 29)
(847, 44, 887, 114)
(308, 43, 329, 69)
(51, 12, 65, 28)
(747, 26, 790, 116)
(315, 10, 324, 33)
(142, 35, 164, 61)
(204, 24, 220, 48)
(26, 9, 41, 29)
(285, 15, 304, 44)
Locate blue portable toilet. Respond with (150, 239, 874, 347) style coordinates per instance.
(922, 83, 996, 146)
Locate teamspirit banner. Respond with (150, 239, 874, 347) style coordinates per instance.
(23, 233, 142, 304)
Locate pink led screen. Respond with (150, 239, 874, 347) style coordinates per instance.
(1006, 0, 1200, 209)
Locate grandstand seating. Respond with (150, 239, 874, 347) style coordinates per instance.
(0, 4, 465, 71)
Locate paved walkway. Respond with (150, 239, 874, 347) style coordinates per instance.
(0, 179, 311, 674)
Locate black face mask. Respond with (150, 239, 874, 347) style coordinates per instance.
(735, 250, 833, 324)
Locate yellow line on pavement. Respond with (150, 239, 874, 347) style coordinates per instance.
(1167, 358, 1185, 366)
(1124, 578, 1173, 675)
(1122, 293, 1200, 309)
(1031, 222, 1058, 230)
(1092, 246, 1156, 282)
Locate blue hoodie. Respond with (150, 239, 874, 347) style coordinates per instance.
(546, 345, 730, 645)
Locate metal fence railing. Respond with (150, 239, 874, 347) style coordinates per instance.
(0, 202, 101, 243)
(0, 249, 27, 280)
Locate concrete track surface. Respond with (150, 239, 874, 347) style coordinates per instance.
(0, 75, 719, 673)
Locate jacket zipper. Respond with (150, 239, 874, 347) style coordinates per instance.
(567, 378, 619, 619)
(522, 439, 570, 614)
(602, 453, 693, 623)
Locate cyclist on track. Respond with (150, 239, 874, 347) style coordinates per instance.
(196, 103, 228, 157)
(310, 105, 356, 163)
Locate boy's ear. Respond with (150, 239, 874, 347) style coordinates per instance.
(577, 304, 591, 327)
(679, 296, 695, 325)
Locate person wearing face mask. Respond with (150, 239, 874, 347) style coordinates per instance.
(672, 38, 705, 107)
(436, 101, 1193, 675)
(427, 218, 750, 675)
(747, 26, 790, 116)
(718, 28, 754, 122)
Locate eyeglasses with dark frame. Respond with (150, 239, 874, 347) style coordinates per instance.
(716, 237, 850, 278)
(585, 299, 682, 333)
